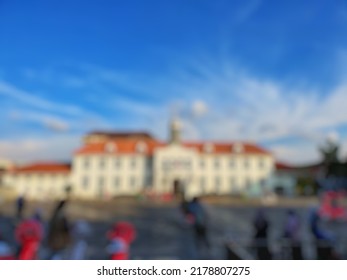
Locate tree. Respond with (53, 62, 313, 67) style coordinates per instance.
(319, 138, 340, 166)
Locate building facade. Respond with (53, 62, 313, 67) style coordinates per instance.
(3, 163, 70, 199)
(4, 120, 275, 200)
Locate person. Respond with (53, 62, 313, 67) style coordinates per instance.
(15, 218, 44, 260)
(68, 220, 91, 260)
(253, 209, 272, 259)
(283, 210, 302, 259)
(106, 221, 136, 260)
(180, 197, 194, 225)
(309, 207, 338, 259)
(16, 195, 25, 220)
(0, 232, 14, 260)
(46, 200, 71, 259)
(188, 197, 210, 257)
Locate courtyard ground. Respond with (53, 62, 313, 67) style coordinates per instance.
(0, 196, 346, 260)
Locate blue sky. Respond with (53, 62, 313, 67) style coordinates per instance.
(1, 0, 347, 164)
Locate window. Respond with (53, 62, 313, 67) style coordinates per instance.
(204, 143, 214, 153)
(259, 158, 265, 169)
(230, 177, 235, 189)
(245, 178, 251, 189)
(200, 160, 205, 169)
(244, 158, 249, 169)
(229, 158, 235, 168)
(260, 178, 266, 188)
(99, 158, 105, 169)
(82, 176, 89, 189)
(130, 158, 136, 168)
(98, 177, 104, 187)
(105, 142, 116, 153)
(215, 177, 221, 192)
(214, 159, 220, 169)
(233, 143, 244, 153)
(136, 142, 147, 153)
(145, 174, 152, 186)
(83, 157, 90, 169)
(114, 177, 120, 189)
(146, 159, 152, 169)
(200, 177, 206, 192)
(162, 161, 168, 170)
(130, 177, 136, 188)
(230, 177, 238, 193)
(114, 158, 121, 168)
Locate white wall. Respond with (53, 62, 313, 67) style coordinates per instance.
(71, 153, 151, 199)
(153, 144, 274, 198)
(2, 145, 274, 200)
(3, 172, 69, 200)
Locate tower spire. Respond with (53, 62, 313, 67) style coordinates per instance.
(170, 117, 181, 144)
(169, 103, 182, 144)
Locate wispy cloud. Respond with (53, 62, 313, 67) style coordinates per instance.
(75, 53, 347, 164)
(4, 47, 347, 164)
(9, 110, 70, 132)
(0, 80, 82, 115)
(0, 135, 80, 164)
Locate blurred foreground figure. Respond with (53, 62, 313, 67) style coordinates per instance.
(15, 219, 43, 260)
(0, 233, 14, 260)
(106, 221, 136, 260)
(68, 220, 91, 260)
(283, 210, 302, 259)
(16, 195, 26, 220)
(309, 207, 339, 259)
(188, 197, 210, 258)
(47, 200, 71, 259)
(180, 197, 194, 225)
(253, 209, 272, 259)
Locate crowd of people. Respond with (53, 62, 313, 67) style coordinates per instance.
(180, 197, 341, 260)
(0, 196, 136, 260)
(0, 195, 342, 260)
(236, 207, 339, 260)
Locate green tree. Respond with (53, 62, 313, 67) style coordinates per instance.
(319, 138, 340, 166)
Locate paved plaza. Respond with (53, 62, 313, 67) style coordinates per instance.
(0, 198, 347, 260)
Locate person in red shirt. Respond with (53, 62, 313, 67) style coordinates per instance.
(15, 219, 43, 260)
(106, 221, 136, 260)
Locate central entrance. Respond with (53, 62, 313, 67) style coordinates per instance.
(173, 179, 184, 197)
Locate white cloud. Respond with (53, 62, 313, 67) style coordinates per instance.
(0, 80, 83, 115)
(138, 55, 347, 164)
(191, 100, 208, 118)
(0, 135, 80, 164)
(9, 110, 70, 132)
(269, 144, 321, 165)
(5, 52, 347, 165)
(65, 58, 347, 164)
(43, 118, 69, 132)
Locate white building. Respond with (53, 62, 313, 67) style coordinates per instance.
(3, 162, 70, 199)
(4, 120, 275, 200)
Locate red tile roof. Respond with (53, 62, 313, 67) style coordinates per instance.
(75, 139, 165, 155)
(75, 139, 271, 156)
(10, 162, 70, 174)
(183, 142, 271, 155)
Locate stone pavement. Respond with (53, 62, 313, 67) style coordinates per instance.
(1, 200, 347, 259)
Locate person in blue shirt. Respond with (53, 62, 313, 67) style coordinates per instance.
(188, 197, 210, 257)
